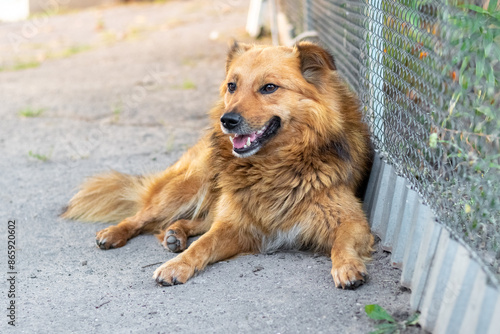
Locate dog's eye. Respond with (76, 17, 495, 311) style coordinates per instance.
(260, 84, 278, 94)
(227, 82, 236, 93)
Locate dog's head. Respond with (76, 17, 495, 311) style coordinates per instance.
(217, 41, 337, 158)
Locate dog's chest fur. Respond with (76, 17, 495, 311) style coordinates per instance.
(216, 154, 325, 228)
(208, 127, 342, 247)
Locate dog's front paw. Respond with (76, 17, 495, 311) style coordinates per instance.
(331, 258, 367, 289)
(95, 226, 128, 250)
(153, 257, 196, 286)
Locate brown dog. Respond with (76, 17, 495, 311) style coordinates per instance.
(62, 42, 374, 289)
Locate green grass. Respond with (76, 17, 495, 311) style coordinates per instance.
(18, 107, 44, 118)
(12, 61, 41, 71)
(2, 43, 92, 72)
(176, 79, 196, 90)
(61, 44, 92, 58)
(28, 150, 50, 162)
(365, 304, 419, 334)
(182, 80, 196, 89)
(111, 103, 122, 122)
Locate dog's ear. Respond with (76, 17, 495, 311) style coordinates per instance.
(226, 40, 252, 73)
(295, 42, 336, 87)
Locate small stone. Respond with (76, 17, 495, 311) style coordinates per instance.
(252, 265, 264, 273)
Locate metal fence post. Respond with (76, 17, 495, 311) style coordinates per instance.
(368, 0, 385, 146)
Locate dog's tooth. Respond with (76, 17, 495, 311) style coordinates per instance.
(246, 137, 251, 146)
(229, 136, 234, 144)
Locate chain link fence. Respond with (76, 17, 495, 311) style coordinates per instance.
(278, 0, 500, 279)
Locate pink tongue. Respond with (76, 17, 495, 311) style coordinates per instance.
(233, 133, 257, 149)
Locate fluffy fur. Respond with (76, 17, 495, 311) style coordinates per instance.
(62, 42, 374, 289)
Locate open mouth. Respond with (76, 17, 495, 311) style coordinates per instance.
(229, 116, 281, 157)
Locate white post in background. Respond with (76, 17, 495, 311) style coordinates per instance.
(246, 0, 278, 45)
(268, 0, 278, 45)
(246, 0, 265, 38)
(368, 0, 385, 145)
(0, 0, 30, 22)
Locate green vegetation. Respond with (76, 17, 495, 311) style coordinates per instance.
(12, 61, 41, 71)
(61, 44, 92, 58)
(437, 0, 500, 248)
(376, 0, 500, 266)
(111, 103, 123, 122)
(365, 304, 419, 334)
(28, 150, 50, 162)
(18, 107, 44, 118)
(441, 0, 500, 164)
(2, 43, 92, 72)
(171, 79, 197, 90)
(180, 79, 196, 90)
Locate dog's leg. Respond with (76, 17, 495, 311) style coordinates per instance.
(330, 206, 374, 289)
(153, 221, 257, 285)
(95, 209, 157, 249)
(155, 218, 212, 253)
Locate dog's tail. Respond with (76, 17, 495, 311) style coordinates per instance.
(61, 171, 154, 223)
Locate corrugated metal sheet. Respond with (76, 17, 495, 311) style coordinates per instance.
(365, 153, 500, 333)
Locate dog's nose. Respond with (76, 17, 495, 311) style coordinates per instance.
(220, 112, 242, 130)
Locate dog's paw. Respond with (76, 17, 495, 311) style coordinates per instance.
(95, 226, 128, 250)
(152, 257, 196, 286)
(162, 229, 187, 253)
(331, 258, 367, 289)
